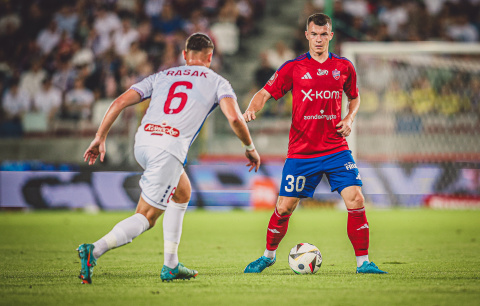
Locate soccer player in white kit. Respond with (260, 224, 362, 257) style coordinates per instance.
(78, 33, 260, 283)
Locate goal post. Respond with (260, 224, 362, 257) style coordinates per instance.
(341, 42, 480, 163)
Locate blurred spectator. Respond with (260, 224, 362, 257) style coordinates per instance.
(116, 0, 141, 15)
(236, 0, 255, 36)
(266, 40, 295, 70)
(378, 1, 408, 37)
(21, 3, 49, 40)
(36, 21, 61, 55)
(54, 5, 79, 38)
(202, 0, 221, 18)
(343, 0, 370, 19)
(210, 21, 240, 56)
(2, 78, 31, 121)
(243, 51, 275, 109)
(411, 78, 436, 115)
(71, 40, 95, 70)
(298, 0, 317, 28)
(436, 84, 470, 115)
(172, 0, 196, 19)
(64, 78, 95, 121)
(123, 41, 148, 71)
(113, 18, 139, 56)
(93, 6, 121, 54)
(0, 2, 21, 37)
(144, 0, 166, 18)
(52, 59, 76, 93)
(145, 32, 166, 68)
(33, 77, 62, 121)
(211, 2, 241, 56)
(151, 3, 185, 35)
(184, 9, 210, 35)
(446, 15, 479, 42)
(254, 51, 276, 89)
(19, 60, 47, 101)
(158, 41, 180, 70)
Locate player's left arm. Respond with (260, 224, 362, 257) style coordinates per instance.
(336, 94, 360, 137)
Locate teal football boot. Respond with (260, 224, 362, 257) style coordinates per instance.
(356, 261, 387, 274)
(161, 263, 198, 282)
(77, 244, 97, 284)
(244, 256, 276, 273)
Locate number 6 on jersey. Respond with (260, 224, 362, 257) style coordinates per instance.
(164, 81, 192, 114)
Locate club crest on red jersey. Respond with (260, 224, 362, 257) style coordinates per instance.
(267, 72, 278, 86)
(332, 69, 340, 80)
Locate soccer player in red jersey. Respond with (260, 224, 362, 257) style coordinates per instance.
(243, 13, 386, 274)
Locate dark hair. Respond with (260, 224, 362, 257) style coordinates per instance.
(306, 13, 332, 31)
(185, 33, 214, 52)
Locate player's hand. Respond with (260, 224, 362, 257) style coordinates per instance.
(83, 137, 106, 166)
(243, 110, 256, 122)
(336, 117, 353, 137)
(245, 149, 260, 172)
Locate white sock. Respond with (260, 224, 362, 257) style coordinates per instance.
(356, 255, 369, 267)
(92, 213, 150, 259)
(163, 200, 188, 269)
(264, 249, 276, 259)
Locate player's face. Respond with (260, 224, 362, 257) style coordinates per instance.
(305, 22, 333, 55)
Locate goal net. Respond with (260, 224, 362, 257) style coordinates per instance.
(342, 42, 480, 162)
(342, 42, 480, 207)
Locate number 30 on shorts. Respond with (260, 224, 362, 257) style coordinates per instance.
(284, 175, 306, 192)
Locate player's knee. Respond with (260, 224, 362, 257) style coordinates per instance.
(348, 192, 364, 209)
(276, 198, 298, 215)
(172, 188, 190, 203)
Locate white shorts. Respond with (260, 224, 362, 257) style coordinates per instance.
(134, 146, 184, 210)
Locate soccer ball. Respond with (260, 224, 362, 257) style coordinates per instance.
(288, 243, 322, 274)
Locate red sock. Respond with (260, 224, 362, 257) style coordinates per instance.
(266, 208, 292, 251)
(347, 207, 369, 256)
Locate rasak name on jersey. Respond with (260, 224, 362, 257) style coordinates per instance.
(166, 69, 208, 78)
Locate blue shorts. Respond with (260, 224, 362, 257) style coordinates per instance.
(279, 150, 362, 198)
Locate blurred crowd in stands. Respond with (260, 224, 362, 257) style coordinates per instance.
(254, 0, 480, 119)
(294, 0, 479, 54)
(0, 0, 479, 137)
(0, 0, 266, 136)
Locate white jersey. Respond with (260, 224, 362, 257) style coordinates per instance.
(131, 65, 236, 164)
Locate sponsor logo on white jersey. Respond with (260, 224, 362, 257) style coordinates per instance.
(304, 109, 337, 120)
(267, 228, 280, 234)
(301, 72, 313, 80)
(345, 162, 358, 170)
(144, 121, 180, 137)
(317, 69, 329, 76)
(301, 89, 341, 102)
(357, 223, 369, 231)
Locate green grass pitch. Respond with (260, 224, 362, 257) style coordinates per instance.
(1, 208, 479, 305)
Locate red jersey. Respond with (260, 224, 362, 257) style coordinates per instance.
(264, 52, 359, 159)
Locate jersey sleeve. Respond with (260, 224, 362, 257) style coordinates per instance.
(343, 61, 359, 99)
(263, 62, 294, 100)
(216, 77, 237, 103)
(130, 73, 157, 100)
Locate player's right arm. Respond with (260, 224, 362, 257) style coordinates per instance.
(244, 61, 293, 122)
(243, 88, 272, 122)
(219, 97, 260, 172)
(84, 89, 142, 165)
